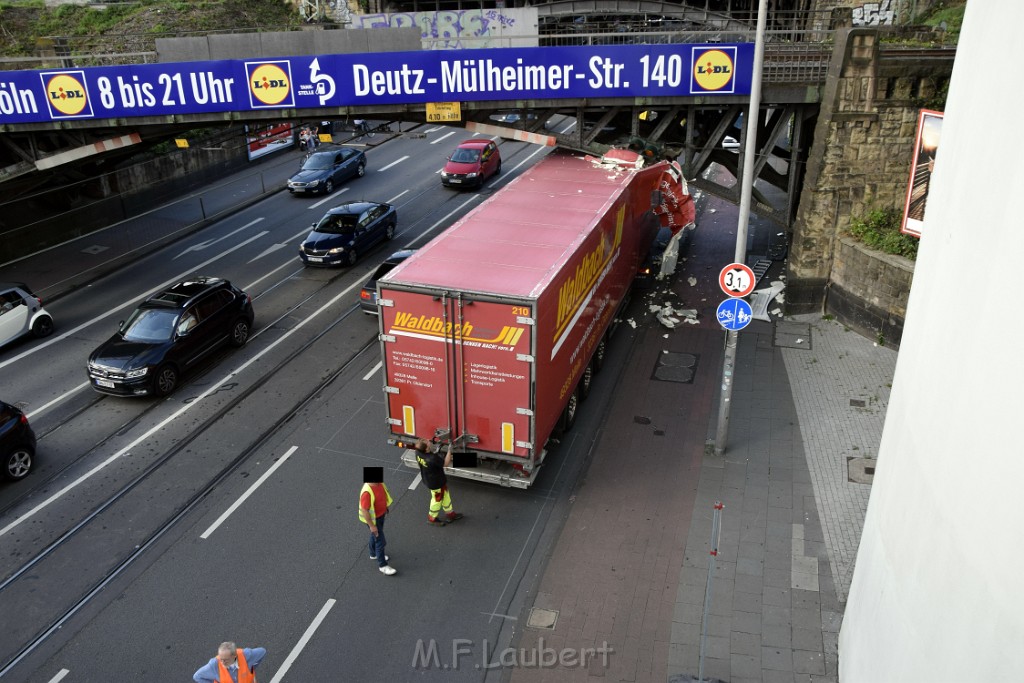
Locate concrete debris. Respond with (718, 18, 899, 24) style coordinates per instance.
(771, 308, 782, 316)
(627, 318, 637, 328)
(656, 305, 698, 329)
(751, 280, 787, 321)
(687, 276, 697, 286)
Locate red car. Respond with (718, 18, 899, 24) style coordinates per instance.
(440, 139, 501, 189)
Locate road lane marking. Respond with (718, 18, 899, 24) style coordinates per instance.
(377, 155, 409, 172)
(268, 599, 336, 683)
(362, 361, 381, 381)
(309, 187, 348, 209)
(0, 230, 269, 373)
(26, 382, 89, 420)
(200, 446, 298, 539)
(408, 473, 422, 490)
(0, 275, 364, 538)
(430, 131, 456, 145)
(46, 670, 69, 683)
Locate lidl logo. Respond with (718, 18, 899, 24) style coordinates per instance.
(42, 72, 90, 117)
(692, 48, 736, 93)
(246, 62, 293, 107)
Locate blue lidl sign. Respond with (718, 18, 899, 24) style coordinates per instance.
(0, 43, 755, 125)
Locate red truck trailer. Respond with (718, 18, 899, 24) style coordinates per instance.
(376, 148, 695, 487)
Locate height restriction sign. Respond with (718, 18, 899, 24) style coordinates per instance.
(719, 263, 756, 298)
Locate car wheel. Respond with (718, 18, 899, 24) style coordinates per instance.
(356, 163, 366, 178)
(495, 159, 502, 176)
(579, 362, 594, 401)
(3, 445, 33, 481)
(347, 250, 359, 266)
(153, 364, 178, 397)
(32, 315, 54, 338)
(385, 223, 395, 240)
(324, 179, 334, 194)
(593, 337, 608, 374)
(230, 318, 251, 347)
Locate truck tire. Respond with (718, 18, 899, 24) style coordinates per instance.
(580, 362, 594, 401)
(593, 337, 608, 374)
(558, 385, 581, 434)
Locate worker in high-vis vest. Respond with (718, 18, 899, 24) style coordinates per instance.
(414, 439, 464, 526)
(359, 468, 396, 576)
(193, 642, 266, 683)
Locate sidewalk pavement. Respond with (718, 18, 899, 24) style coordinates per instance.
(509, 191, 897, 683)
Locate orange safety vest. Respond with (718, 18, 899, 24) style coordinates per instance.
(216, 649, 255, 683)
(358, 483, 393, 524)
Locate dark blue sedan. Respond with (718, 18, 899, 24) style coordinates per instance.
(286, 147, 366, 195)
(299, 201, 398, 267)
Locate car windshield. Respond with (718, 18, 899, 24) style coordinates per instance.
(315, 213, 358, 235)
(451, 148, 481, 163)
(301, 154, 334, 171)
(120, 308, 178, 343)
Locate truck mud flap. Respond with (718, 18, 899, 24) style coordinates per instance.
(400, 449, 540, 489)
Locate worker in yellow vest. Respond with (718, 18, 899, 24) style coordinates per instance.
(359, 466, 396, 576)
(193, 642, 266, 683)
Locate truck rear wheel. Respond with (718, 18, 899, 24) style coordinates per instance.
(558, 385, 581, 434)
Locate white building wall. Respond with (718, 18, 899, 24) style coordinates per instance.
(839, 2, 1024, 681)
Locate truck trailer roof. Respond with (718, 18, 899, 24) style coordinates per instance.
(387, 150, 643, 299)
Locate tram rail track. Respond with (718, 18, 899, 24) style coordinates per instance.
(0, 299, 377, 677)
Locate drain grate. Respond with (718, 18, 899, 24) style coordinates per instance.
(652, 352, 698, 384)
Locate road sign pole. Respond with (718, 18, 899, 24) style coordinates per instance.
(714, 0, 767, 457)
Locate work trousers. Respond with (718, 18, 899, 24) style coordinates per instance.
(428, 485, 453, 520)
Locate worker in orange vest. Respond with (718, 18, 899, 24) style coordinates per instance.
(193, 642, 266, 683)
(360, 466, 396, 576)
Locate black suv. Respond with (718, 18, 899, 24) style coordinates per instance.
(1, 400, 35, 481)
(87, 277, 254, 397)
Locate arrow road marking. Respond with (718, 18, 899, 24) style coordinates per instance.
(174, 218, 264, 259)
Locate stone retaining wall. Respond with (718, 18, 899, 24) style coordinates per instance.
(826, 236, 914, 349)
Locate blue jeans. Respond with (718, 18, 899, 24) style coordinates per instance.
(369, 514, 387, 567)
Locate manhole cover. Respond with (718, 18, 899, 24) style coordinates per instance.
(652, 352, 698, 384)
(847, 456, 876, 484)
(774, 321, 811, 350)
(527, 607, 558, 630)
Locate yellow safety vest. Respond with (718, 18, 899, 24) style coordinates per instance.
(358, 483, 393, 524)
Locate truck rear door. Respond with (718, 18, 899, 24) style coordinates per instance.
(379, 288, 535, 460)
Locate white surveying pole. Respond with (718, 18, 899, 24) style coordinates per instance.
(714, 0, 768, 456)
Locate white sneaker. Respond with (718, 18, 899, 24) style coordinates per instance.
(379, 565, 397, 576)
(369, 554, 389, 561)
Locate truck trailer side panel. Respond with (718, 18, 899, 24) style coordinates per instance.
(378, 149, 695, 486)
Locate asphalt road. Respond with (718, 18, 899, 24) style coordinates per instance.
(0, 120, 651, 681)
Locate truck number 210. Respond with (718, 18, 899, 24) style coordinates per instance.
(511, 306, 530, 316)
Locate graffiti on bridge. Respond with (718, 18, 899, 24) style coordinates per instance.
(352, 10, 522, 49)
(852, 0, 897, 27)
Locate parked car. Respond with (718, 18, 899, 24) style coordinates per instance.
(299, 201, 397, 267)
(722, 135, 740, 151)
(359, 249, 415, 314)
(1, 400, 36, 481)
(0, 282, 53, 348)
(440, 139, 501, 189)
(286, 147, 366, 195)
(87, 277, 254, 397)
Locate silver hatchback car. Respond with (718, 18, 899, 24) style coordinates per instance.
(0, 282, 54, 348)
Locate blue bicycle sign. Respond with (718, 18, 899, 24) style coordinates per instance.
(717, 298, 753, 331)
